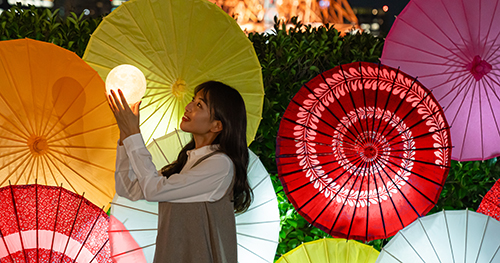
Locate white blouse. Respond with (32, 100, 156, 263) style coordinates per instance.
(114, 133, 234, 203)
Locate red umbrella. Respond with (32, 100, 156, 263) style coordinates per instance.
(0, 184, 111, 262)
(381, 0, 500, 161)
(477, 178, 500, 221)
(276, 62, 452, 241)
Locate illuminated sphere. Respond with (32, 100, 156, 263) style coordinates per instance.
(106, 64, 147, 104)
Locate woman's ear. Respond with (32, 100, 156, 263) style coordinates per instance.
(210, 120, 223, 133)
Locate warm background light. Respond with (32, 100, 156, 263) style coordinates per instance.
(106, 64, 146, 104)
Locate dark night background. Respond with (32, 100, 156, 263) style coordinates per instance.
(349, 0, 410, 35)
(1, 0, 412, 35)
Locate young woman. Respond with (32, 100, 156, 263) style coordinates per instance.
(108, 81, 252, 262)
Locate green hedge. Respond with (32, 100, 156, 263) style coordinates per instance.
(0, 4, 101, 57)
(1, 5, 498, 261)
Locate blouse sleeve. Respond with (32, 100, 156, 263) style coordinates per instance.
(114, 140, 146, 201)
(119, 133, 234, 203)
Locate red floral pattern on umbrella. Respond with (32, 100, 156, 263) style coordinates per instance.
(477, 178, 500, 221)
(0, 184, 111, 262)
(276, 62, 452, 241)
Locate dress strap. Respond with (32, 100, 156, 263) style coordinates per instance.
(191, 151, 218, 169)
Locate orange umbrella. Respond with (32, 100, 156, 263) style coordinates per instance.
(0, 39, 118, 209)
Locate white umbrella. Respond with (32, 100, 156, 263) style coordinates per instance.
(110, 129, 280, 263)
(376, 210, 500, 263)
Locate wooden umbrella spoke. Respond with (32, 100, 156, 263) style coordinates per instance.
(42, 154, 78, 195)
(44, 98, 109, 140)
(288, 97, 359, 145)
(48, 148, 114, 173)
(482, 76, 500, 139)
(11, 154, 35, 185)
(73, 207, 105, 263)
(110, 202, 158, 216)
(47, 123, 117, 144)
(87, 32, 170, 83)
(0, 119, 30, 142)
(0, 51, 35, 136)
(41, 73, 96, 138)
(0, 150, 31, 186)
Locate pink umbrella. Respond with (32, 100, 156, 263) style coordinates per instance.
(381, 0, 500, 161)
(108, 215, 147, 263)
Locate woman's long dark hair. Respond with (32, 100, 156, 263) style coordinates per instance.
(160, 81, 252, 213)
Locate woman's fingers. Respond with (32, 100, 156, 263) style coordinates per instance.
(110, 89, 125, 111)
(131, 101, 141, 115)
(107, 89, 141, 139)
(109, 90, 119, 111)
(107, 93, 118, 113)
(117, 89, 132, 112)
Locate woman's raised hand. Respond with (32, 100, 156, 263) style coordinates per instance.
(107, 89, 141, 144)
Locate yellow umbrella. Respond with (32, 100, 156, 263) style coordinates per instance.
(276, 238, 379, 263)
(0, 38, 118, 209)
(83, 0, 264, 145)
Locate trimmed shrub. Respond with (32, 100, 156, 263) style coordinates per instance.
(0, 3, 101, 57)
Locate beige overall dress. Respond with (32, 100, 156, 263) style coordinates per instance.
(153, 152, 237, 263)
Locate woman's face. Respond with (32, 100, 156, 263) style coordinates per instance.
(180, 91, 219, 136)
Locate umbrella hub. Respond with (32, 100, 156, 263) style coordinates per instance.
(171, 79, 187, 99)
(357, 142, 379, 162)
(27, 135, 49, 156)
(353, 130, 388, 163)
(467, 55, 492, 81)
(363, 144, 377, 159)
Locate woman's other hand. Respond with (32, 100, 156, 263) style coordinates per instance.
(107, 89, 141, 145)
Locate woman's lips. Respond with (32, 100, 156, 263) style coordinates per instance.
(182, 115, 190, 122)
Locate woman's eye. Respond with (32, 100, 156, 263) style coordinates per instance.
(197, 103, 202, 107)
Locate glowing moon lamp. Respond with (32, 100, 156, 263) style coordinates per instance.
(106, 64, 147, 105)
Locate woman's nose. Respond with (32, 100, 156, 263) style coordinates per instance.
(185, 101, 193, 111)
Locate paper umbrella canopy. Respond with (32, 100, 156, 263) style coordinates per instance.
(83, 0, 264, 145)
(276, 238, 379, 263)
(110, 130, 280, 263)
(477, 178, 500, 221)
(108, 215, 147, 263)
(381, 0, 500, 161)
(376, 210, 500, 263)
(276, 62, 452, 241)
(0, 38, 118, 209)
(0, 184, 112, 262)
